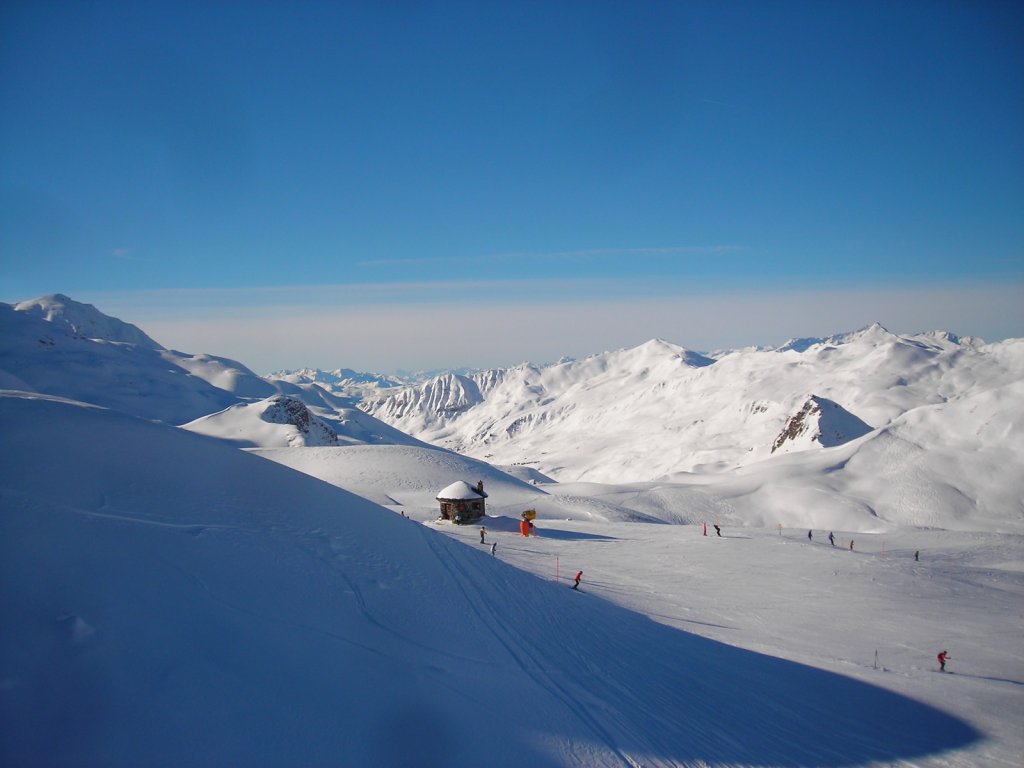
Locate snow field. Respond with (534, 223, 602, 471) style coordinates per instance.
(3, 392, 1011, 766)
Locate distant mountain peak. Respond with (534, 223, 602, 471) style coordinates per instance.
(831, 323, 898, 345)
(623, 338, 715, 367)
(14, 294, 162, 350)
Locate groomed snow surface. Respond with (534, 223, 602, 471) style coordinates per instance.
(2, 392, 1021, 767)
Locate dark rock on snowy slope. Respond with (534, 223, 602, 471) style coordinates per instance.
(260, 395, 339, 446)
(772, 395, 873, 454)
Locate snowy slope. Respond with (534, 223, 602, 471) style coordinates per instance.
(183, 395, 341, 447)
(0, 296, 273, 423)
(247, 436, 1023, 766)
(14, 293, 163, 349)
(0, 391, 990, 767)
(359, 327, 1024, 531)
(362, 326, 1021, 481)
(184, 394, 433, 449)
(253, 444, 547, 509)
(1, 296, 417, 448)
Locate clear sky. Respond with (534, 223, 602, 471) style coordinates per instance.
(2, 0, 1022, 373)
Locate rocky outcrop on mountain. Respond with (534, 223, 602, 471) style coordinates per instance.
(771, 395, 873, 454)
(260, 396, 339, 447)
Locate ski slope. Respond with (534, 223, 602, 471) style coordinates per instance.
(2, 391, 1009, 767)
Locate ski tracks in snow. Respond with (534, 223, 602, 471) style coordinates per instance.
(415, 524, 738, 767)
(415, 524, 649, 767)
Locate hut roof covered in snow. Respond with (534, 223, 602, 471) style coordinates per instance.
(436, 480, 487, 500)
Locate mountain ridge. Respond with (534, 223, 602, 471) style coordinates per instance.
(359, 329, 1022, 486)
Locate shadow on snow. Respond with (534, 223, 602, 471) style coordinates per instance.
(445, 532, 983, 768)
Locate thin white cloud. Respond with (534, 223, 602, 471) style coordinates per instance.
(355, 255, 465, 268)
(519, 245, 744, 259)
(354, 245, 743, 269)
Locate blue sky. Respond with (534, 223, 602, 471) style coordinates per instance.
(2, 0, 1022, 372)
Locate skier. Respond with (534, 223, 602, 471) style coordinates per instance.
(480, 526, 486, 544)
(937, 650, 949, 671)
(915, 550, 920, 562)
(490, 542, 497, 556)
(828, 531, 835, 546)
(807, 530, 813, 541)
(573, 570, 583, 590)
(849, 539, 854, 551)
(713, 524, 721, 537)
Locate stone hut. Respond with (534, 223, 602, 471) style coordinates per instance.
(436, 480, 487, 524)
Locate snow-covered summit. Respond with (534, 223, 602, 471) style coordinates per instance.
(1, 299, 248, 423)
(0, 295, 400, 446)
(14, 293, 163, 349)
(363, 329, 1023, 489)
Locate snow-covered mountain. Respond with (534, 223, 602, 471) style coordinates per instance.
(184, 393, 427, 449)
(5, 296, 1021, 531)
(0, 295, 415, 446)
(14, 293, 163, 349)
(361, 325, 1023, 483)
(268, 366, 406, 402)
(0, 295, 274, 423)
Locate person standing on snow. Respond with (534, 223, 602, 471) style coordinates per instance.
(807, 530, 813, 541)
(573, 571, 583, 590)
(828, 531, 835, 546)
(713, 524, 721, 537)
(490, 542, 497, 556)
(937, 650, 950, 671)
(702, 522, 707, 536)
(480, 526, 486, 544)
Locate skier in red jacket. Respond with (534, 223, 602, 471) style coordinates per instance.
(937, 650, 949, 671)
(573, 571, 583, 590)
